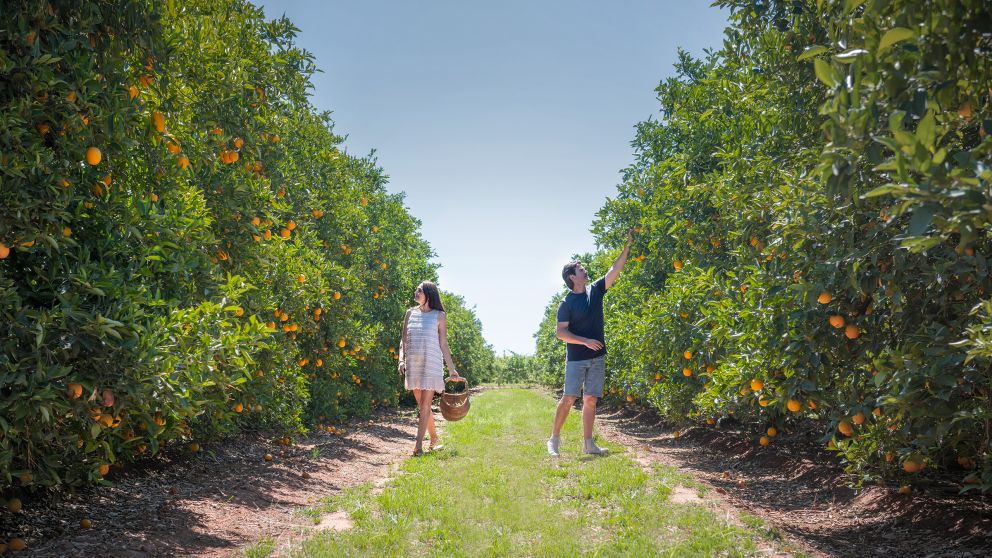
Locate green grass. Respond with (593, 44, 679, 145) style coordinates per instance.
(240, 536, 276, 557)
(291, 389, 781, 557)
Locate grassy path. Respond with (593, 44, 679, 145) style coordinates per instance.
(287, 389, 791, 557)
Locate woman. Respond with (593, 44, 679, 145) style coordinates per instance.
(398, 280, 460, 456)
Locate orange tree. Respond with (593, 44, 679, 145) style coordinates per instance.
(439, 291, 495, 384)
(0, 0, 488, 498)
(535, 0, 991, 491)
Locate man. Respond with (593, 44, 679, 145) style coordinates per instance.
(548, 234, 633, 456)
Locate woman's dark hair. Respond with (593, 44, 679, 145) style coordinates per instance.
(562, 260, 582, 289)
(416, 281, 445, 312)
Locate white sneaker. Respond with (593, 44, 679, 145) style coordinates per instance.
(547, 436, 560, 457)
(584, 439, 608, 455)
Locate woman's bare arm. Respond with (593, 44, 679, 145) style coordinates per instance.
(437, 312, 460, 378)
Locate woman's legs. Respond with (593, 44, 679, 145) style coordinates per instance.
(426, 393, 439, 447)
(413, 389, 433, 454)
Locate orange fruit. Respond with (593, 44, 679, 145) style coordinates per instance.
(333, 292, 341, 300)
(837, 420, 854, 437)
(898, 485, 912, 495)
(189, 442, 200, 453)
(254, 404, 262, 412)
(152, 111, 165, 133)
(683, 350, 692, 360)
(786, 399, 801, 412)
(958, 102, 972, 119)
(233, 403, 243, 413)
(263, 230, 272, 240)
(62, 227, 72, 238)
(297, 274, 305, 283)
(315, 359, 323, 367)
(251, 216, 261, 226)
(8, 498, 22, 512)
(85, 146, 102, 165)
(80, 518, 92, 529)
(98, 463, 110, 476)
(844, 324, 860, 339)
(8, 538, 26, 551)
(233, 137, 244, 149)
(313, 308, 322, 317)
(166, 140, 181, 154)
(178, 155, 190, 170)
(873, 407, 881, 417)
(759, 436, 769, 446)
(807, 399, 817, 410)
(0, 243, 10, 259)
(654, 373, 662, 381)
(264, 453, 273, 462)
(758, 398, 770, 407)
(66, 90, 77, 103)
(829, 315, 845, 328)
(750, 378, 763, 391)
(626, 394, 634, 402)
(128, 85, 138, 99)
(287, 220, 297, 231)
(279, 312, 289, 322)
(817, 291, 832, 304)
(767, 427, 777, 437)
(852, 411, 866, 425)
(212, 126, 223, 135)
(67, 383, 83, 399)
(280, 228, 291, 239)
(682, 367, 692, 377)
(903, 457, 924, 473)
(885, 451, 895, 463)
(705, 364, 715, 373)
(673, 259, 683, 271)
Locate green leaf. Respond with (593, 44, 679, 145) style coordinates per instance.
(907, 204, 937, 236)
(879, 27, 914, 52)
(797, 45, 828, 61)
(813, 59, 838, 87)
(916, 110, 936, 151)
(862, 183, 907, 198)
(834, 49, 869, 63)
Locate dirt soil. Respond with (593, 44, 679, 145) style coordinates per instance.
(1, 406, 427, 557)
(5, 390, 990, 558)
(595, 404, 992, 558)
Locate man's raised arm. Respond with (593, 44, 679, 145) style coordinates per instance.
(604, 234, 634, 290)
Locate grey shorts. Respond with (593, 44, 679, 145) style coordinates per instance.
(563, 356, 605, 398)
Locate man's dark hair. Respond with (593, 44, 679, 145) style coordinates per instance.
(562, 260, 582, 290)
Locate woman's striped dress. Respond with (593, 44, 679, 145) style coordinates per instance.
(404, 308, 445, 392)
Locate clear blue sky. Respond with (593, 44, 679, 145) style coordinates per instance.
(257, 1, 729, 355)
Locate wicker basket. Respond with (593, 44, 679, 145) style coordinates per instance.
(438, 377, 470, 421)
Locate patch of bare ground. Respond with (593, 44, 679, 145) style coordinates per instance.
(596, 403, 992, 558)
(1, 406, 429, 557)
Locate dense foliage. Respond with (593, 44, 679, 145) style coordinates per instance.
(536, 0, 991, 491)
(0, 0, 489, 494)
